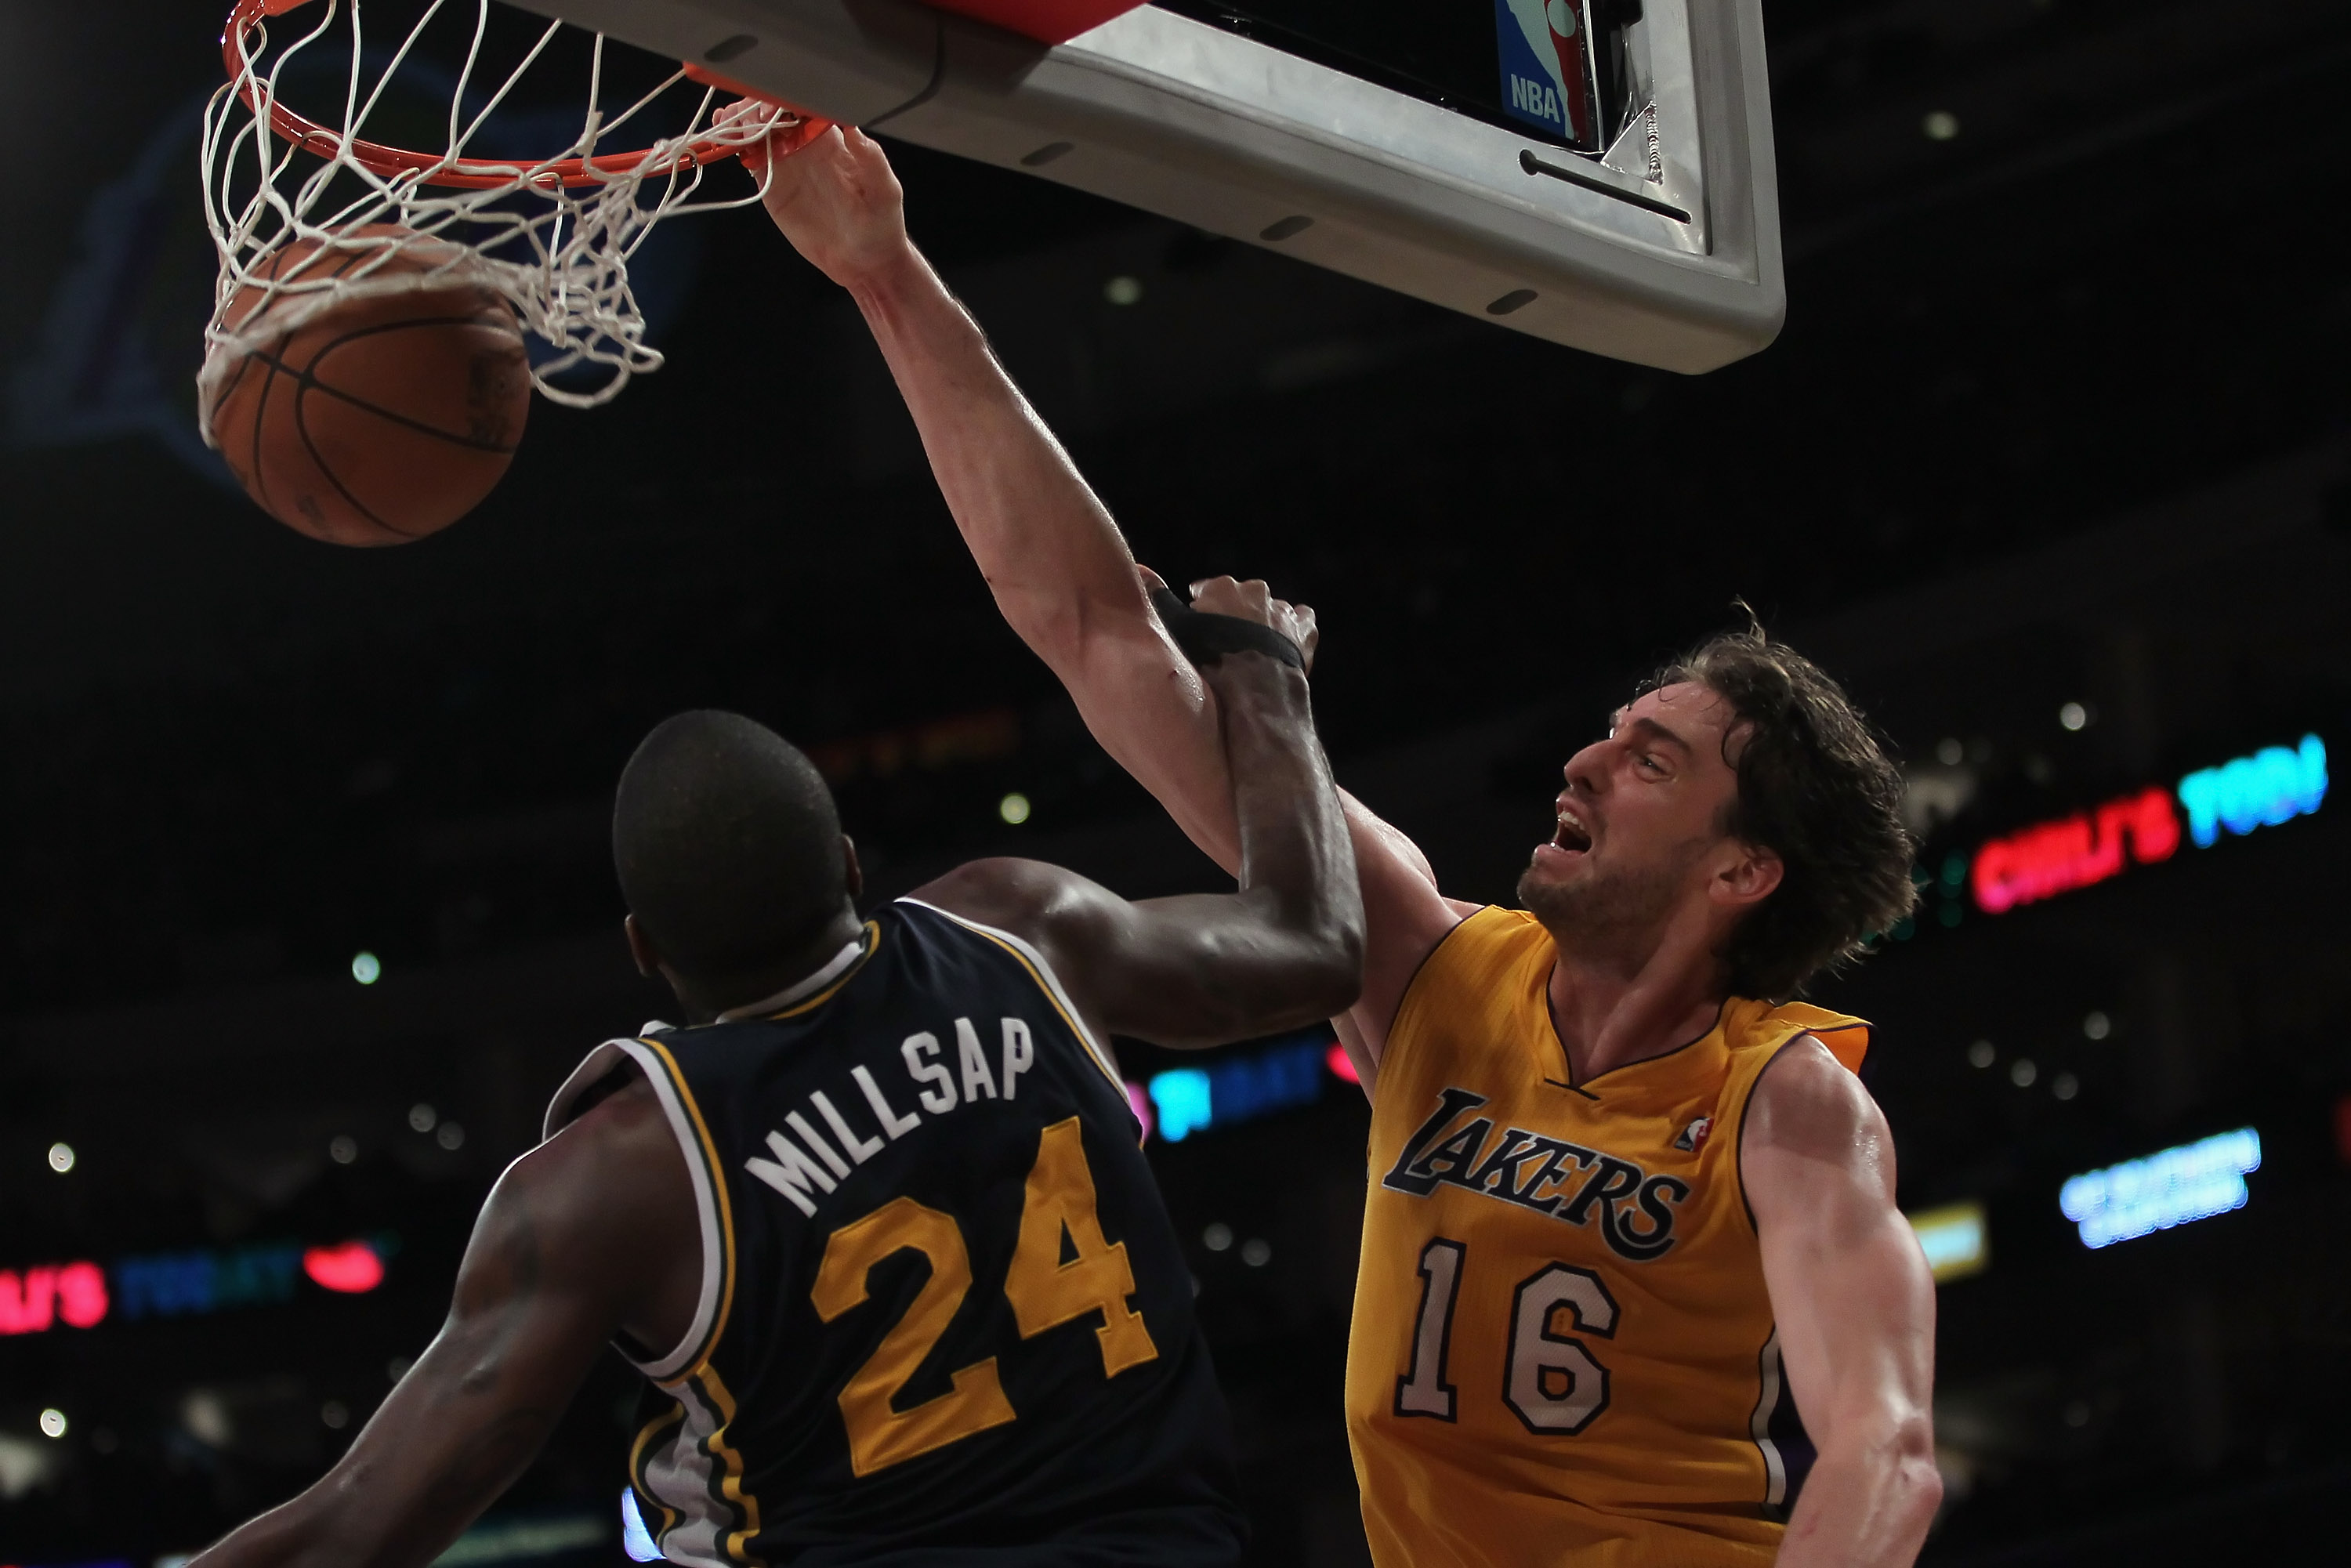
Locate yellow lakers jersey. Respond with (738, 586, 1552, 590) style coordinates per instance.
(1345, 907, 1870, 1568)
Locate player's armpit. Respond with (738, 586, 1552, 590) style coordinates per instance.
(186, 1082, 700, 1568)
(1334, 791, 1471, 1091)
(1744, 1038, 1942, 1568)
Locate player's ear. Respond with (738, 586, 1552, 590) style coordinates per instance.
(624, 913, 662, 978)
(841, 835, 864, 904)
(1712, 841, 1783, 910)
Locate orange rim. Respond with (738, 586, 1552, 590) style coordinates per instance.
(223, 0, 828, 190)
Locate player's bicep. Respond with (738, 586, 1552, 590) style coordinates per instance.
(1339, 791, 1465, 1070)
(1745, 1045, 1935, 1454)
(914, 859, 1351, 1047)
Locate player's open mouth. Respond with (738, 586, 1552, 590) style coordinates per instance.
(1552, 803, 1593, 854)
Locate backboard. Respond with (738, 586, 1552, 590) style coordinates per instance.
(515, 0, 1783, 371)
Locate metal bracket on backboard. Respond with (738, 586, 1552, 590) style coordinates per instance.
(513, 0, 1784, 371)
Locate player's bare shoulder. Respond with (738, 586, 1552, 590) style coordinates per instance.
(909, 856, 1098, 932)
(1742, 1034, 1898, 1208)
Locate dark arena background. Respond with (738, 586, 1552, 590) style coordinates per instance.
(5, 0, 2351, 1563)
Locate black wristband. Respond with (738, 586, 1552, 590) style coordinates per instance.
(1150, 587, 1306, 671)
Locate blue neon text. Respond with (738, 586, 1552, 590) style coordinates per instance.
(2177, 734, 2326, 848)
(2059, 1128, 2261, 1250)
(1144, 1035, 1334, 1143)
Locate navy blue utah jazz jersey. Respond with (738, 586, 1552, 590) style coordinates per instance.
(544, 899, 1245, 1566)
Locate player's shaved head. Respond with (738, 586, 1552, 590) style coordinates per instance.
(613, 711, 849, 988)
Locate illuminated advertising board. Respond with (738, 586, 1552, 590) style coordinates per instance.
(1128, 1030, 1353, 1143)
(1971, 734, 2327, 914)
(0, 1236, 393, 1338)
(2059, 1129, 2260, 1249)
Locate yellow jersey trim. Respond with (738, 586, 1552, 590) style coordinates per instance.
(693, 1364, 767, 1566)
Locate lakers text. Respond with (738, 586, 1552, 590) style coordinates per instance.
(1381, 1088, 1688, 1262)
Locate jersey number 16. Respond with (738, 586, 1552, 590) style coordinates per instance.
(811, 1116, 1160, 1476)
(1398, 1237, 1620, 1434)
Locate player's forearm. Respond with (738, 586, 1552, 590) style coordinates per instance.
(846, 244, 1143, 662)
(1775, 1414, 1941, 1568)
(187, 1497, 329, 1568)
(846, 244, 1246, 868)
(1204, 654, 1364, 1012)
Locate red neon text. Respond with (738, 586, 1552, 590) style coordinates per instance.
(1972, 787, 2181, 914)
(0, 1261, 110, 1334)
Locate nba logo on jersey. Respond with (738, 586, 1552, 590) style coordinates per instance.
(1495, 0, 1596, 145)
(1674, 1117, 1713, 1153)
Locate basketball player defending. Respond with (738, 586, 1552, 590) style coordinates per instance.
(188, 628, 1361, 1563)
(755, 127, 1943, 1566)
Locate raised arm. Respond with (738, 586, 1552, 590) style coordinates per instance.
(748, 125, 1238, 862)
(913, 638, 1362, 1047)
(1744, 1040, 1943, 1567)
(188, 1080, 698, 1568)
(751, 127, 1459, 1077)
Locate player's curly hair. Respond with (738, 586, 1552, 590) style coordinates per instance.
(1646, 619, 1916, 1001)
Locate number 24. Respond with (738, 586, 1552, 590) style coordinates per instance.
(810, 1116, 1159, 1476)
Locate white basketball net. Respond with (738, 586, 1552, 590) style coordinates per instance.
(198, 0, 798, 443)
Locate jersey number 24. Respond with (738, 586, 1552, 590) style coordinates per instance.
(810, 1116, 1160, 1476)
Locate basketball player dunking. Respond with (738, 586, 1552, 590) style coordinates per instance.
(187, 623, 1361, 1563)
(756, 127, 1944, 1566)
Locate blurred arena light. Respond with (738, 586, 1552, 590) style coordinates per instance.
(302, 1240, 387, 1295)
(621, 1488, 662, 1561)
(46, 1141, 74, 1173)
(2059, 1128, 2261, 1249)
(1140, 1031, 1337, 1143)
(1906, 1202, 1988, 1283)
(351, 951, 382, 984)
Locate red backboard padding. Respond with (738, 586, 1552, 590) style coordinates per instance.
(918, 0, 1147, 45)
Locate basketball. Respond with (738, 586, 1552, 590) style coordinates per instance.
(203, 226, 531, 547)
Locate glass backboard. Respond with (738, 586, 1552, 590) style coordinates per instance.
(519, 0, 1784, 371)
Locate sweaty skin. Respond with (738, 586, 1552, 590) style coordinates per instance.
(751, 124, 1940, 1568)
(187, 644, 1360, 1567)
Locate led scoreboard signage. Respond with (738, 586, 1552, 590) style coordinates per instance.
(1969, 734, 2327, 915)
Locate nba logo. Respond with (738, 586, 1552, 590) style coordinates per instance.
(1495, 0, 1599, 147)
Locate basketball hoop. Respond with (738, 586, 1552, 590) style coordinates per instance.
(199, 0, 828, 436)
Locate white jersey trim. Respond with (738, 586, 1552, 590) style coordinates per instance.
(543, 1035, 725, 1385)
(715, 935, 868, 1021)
(1751, 1325, 1790, 1510)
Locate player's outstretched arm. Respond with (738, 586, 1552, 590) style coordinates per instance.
(186, 1081, 698, 1568)
(1745, 1041, 1943, 1568)
(747, 124, 1235, 860)
(912, 640, 1364, 1048)
(750, 127, 1459, 1079)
